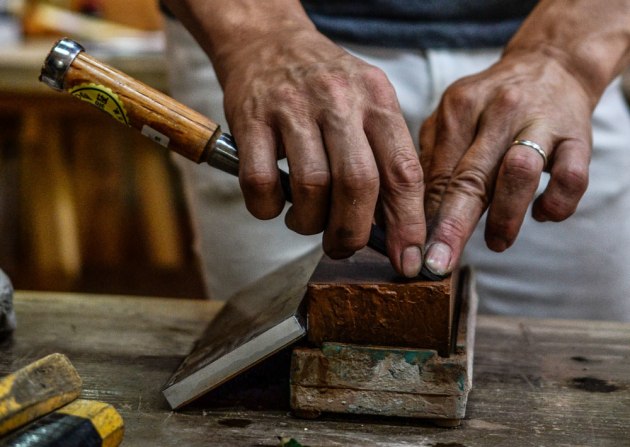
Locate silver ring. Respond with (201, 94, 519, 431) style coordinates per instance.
(511, 139, 548, 167)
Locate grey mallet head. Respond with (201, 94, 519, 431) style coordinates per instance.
(0, 269, 16, 337)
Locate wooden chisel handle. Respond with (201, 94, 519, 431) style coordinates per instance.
(39, 38, 239, 173)
(39, 39, 294, 233)
(39, 38, 441, 279)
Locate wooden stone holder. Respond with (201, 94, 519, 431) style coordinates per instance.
(290, 251, 477, 426)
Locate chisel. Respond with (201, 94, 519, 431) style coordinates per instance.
(0, 270, 16, 340)
(39, 38, 441, 280)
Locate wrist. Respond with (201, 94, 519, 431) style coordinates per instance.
(501, 43, 600, 109)
(504, 40, 628, 110)
(504, 0, 630, 107)
(163, 0, 317, 80)
(211, 24, 321, 82)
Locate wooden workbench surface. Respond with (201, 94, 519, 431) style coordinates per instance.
(1, 290, 629, 446)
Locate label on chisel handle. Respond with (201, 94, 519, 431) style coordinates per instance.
(69, 83, 129, 126)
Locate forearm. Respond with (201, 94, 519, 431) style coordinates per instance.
(505, 0, 630, 107)
(161, 0, 317, 80)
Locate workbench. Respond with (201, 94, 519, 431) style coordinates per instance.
(1, 291, 629, 446)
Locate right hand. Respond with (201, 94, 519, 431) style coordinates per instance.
(216, 27, 426, 277)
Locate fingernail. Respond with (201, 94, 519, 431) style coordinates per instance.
(425, 242, 452, 276)
(401, 245, 422, 278)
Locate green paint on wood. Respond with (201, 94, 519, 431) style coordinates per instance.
(279, 437, 306, 447)
(403, 350, 436, 366)
(322, 343, 436, 365)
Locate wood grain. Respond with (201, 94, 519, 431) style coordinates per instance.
(63, 53, 220, 164)
(290, 344, 469, 420)
(2, 291, 629, 446)
(291, 268, 476, 421)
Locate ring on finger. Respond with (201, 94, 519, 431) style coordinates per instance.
(510, 139, 548, 168)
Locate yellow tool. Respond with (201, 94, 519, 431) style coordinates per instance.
(0, 399, 124, 447)
(0, 353, 81, 436)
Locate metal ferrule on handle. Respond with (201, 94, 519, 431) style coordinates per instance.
(210, 134, 240, 176)
(39, 37, 221, 165)
(40, 38, 84, 91)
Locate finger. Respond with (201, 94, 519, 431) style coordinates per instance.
(365, 108, 426, 278)
(235, 121, 285, 219)
(485, 134, 548, 252)
(532, 138, 590, 222)
(419, 113, 440, 229)
(321, 117, 379, 259)
(282, 120, 331, 235)
(424, 132, 504, 277)
(422, 84, 481, 225)
(419, 113, 436, 172)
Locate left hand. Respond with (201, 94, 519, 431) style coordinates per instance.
(420, 49, 593, 276)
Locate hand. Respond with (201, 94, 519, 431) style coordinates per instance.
(218, 27, 426, 277)
(420, 49, 592, 276)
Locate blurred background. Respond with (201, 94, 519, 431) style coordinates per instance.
(0, 0, 206, 298)
(1, 2, 630, 301)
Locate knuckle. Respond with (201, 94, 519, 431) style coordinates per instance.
(502, 151, 541, 183)
(316, 82, 353, 124)
(536, 164, 588, 222)
(441, 82, 476, 115)
(385, 148, 424, 189)
(292, 169, 331, 196)
(314, 72, 350, 102)
(231, 95, 265, 124)
(554, 164, 589, 198)
(362, 66, 398, 109)
(362, 64, 390, 87)
(240, 168, 277, 193)
(272, 85, 307, 116)
(337, 162, 380, 196)
(494, 85, 522, 110)
(450, 168, 491, 204)
(426, 166, 452, 186)
(436, 214, 469, 243)
(537, 197, 576, 221)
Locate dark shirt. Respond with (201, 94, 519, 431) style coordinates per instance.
(301, 0, 538, 48)
(161, 0, 538, 49)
